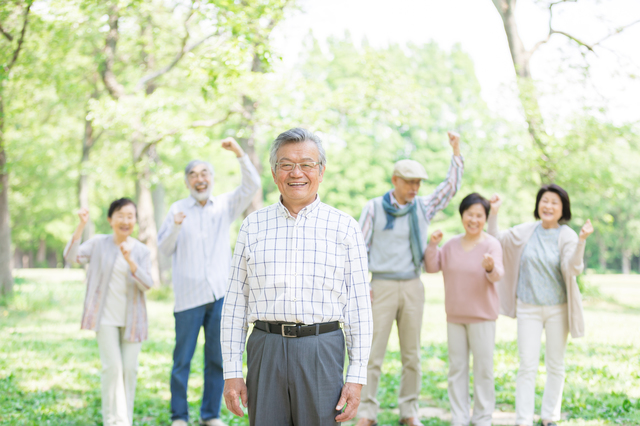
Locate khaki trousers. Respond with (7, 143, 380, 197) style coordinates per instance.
(96, 325, 142, 426)
(358, 277, 425, 420)
(447, 321, 496, 426)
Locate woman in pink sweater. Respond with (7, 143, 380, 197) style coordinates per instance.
(425, 193, 504, 426)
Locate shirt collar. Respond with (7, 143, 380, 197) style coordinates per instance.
(388, 191, 410, 208)
(277, 194, 322, 219)
(189, 195, 213, 207)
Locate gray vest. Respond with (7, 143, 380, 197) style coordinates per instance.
(368, 196, 428, 281)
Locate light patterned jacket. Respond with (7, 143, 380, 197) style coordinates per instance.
(64, 235, 153, 342)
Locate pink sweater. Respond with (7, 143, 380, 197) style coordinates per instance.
(425, 234, 504, 324)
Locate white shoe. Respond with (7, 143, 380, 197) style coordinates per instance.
(171, 420, 188, 426)
(200, 419, 227, 426)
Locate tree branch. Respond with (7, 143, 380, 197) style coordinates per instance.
(191, 110, 235, 128)
(101, 3, 125, 99)
(0, 24, 13, 42)
(135, 31, 217, 91)
(8, 1, 32, 71)
(593, 18, 640, 47)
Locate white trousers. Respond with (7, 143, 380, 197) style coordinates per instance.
(447, 321, 496, 426)
(96, 325, 142, 426)
(515, 301, 569, 426)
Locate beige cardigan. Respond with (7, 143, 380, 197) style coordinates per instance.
(488, 215, 587, 338)
(64, 235, 153, 342)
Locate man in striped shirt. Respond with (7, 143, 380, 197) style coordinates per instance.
(221, 128, 373, 425)
(355, 132, 464, 426)
(157, 137, 261, 426)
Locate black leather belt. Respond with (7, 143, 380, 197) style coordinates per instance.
(254, 320, 340, 338)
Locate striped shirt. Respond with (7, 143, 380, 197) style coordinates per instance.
(359, 155, 464, 280)
(157, 154, 261, 313)
(221, 197, 373, 384)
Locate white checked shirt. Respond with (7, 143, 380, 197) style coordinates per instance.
(221, 197, 373, 384)
(157, 154, 261, 312)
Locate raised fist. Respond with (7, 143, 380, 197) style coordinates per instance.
(430, 229, 443, 246)
(579, 219, 594, 241)
(489, 194, 502, 213)
(77, 208, 90, 225)
(120, 241, 132, 260)
(482, 253, 494, 272)
(174, 212, 186, 225)
(221, 137, 244, 157)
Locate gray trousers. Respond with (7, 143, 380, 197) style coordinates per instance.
(246, 328, 345, 425)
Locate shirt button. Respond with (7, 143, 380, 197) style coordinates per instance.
(292, 298, 297, 301)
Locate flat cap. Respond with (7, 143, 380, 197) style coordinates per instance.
(392, 159, 428, 180)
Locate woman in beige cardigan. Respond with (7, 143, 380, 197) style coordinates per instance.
(488, 185, 593, 426)
(64, 198, 153, 426)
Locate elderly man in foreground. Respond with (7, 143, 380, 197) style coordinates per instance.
(221, 128, 373, 425)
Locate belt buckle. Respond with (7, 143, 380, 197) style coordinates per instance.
(281, 323, 298, 338)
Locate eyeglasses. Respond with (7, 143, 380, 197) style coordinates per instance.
(276, 162, 321, 172)
(188, 170, 211, 180)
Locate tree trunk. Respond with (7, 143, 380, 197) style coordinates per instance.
(238, 53, 266, 216)
(132, 138, 161, 287)
(36, 238, 46, 266)
(598, 237, 607, 271)
(150, 146, 171, 285)
(491, 0, 555, 182)
(0, 85, 14, 295)
(622, 248, 632, 274)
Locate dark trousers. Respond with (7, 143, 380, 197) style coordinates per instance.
(246, 328, 345, 426)
(170, 299, 224, 422)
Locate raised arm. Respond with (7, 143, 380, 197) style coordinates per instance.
(420, 132, 464, 221)
(563, 219, 593, 276)
(64, 208, 95, 265)
(222, 138, 262, 220)
(424, 230, 444, 273)
(483, 238, 504, 283)
(157, 205, 184, 257)
(358, 200, 375, 254)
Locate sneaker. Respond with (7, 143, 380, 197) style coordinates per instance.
(200, 418, 228, 426)
(171, 420, 188, 426)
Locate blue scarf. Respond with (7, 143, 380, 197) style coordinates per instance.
(382, 191, 423, 274)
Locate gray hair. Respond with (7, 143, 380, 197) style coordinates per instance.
(269, 128, 327, 172)
(184, 160, 214, 182)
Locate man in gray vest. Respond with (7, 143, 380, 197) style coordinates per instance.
(355, 132, 463, 426)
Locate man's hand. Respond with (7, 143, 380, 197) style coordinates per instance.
(370, 289, 373, 303)
(78, 208, 90, 225)
(429, 229, 443, 246)
(174, 212, 186, 225)
(335, 382, 363, 422)
(579, 219, 594, 241)
(223, 378, 248, 417)
(490, 193, 502, 214)
(221, 137, 245, 158)
(447, 131, 461, 157)
(482, 253, 494, 273)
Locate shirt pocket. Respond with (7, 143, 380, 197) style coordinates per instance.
(246, 233, 286, 287)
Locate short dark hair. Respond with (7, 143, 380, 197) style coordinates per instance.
(534, 184, 571, 222)
(459, 193, 490, 218)
(108, 198, 137, 218)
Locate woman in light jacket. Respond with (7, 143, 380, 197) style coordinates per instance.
(64, 198, 153, 426)
(488, 185, 593, 426)
(425, 193, 504, 426)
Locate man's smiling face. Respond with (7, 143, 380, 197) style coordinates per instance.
(272, 140, 325, 212)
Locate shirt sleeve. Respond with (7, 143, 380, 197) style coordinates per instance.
(221, 222, 251, 380)
(424, 242, 442, 273)
(342, 221, 373, 384)
(420, 155, 464, 221)
(358, 200, 375, 254)
(157, 204, 182, 257)
(63, 235, 97, 266)
(485, 238, 504, 283)
(129, 245, 154, 292)
(226, 154, 262, 221)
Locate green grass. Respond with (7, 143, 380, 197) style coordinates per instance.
(1, 270, 639, 425)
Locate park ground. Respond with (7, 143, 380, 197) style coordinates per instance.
(1, 270, 639, 426)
